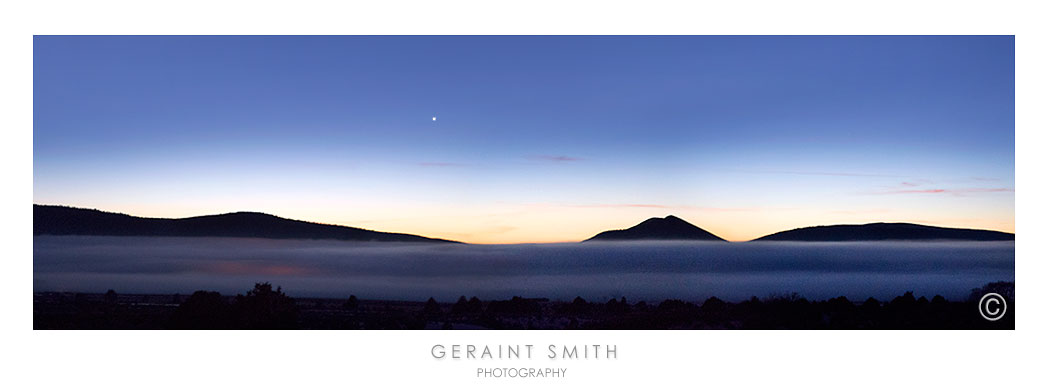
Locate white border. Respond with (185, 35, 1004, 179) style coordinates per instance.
(4, 1, 1049, 391)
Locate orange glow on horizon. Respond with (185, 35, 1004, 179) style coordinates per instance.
(33, 200, 1016, 244)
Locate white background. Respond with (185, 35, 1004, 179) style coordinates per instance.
(2, 1, 1048, 391)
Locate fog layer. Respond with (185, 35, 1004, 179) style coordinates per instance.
(34, 236, 1014, 302)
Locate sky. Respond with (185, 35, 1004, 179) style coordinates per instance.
(33, 36, 1015, 243)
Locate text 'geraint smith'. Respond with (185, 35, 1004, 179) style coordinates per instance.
(431, 344, 617, 360)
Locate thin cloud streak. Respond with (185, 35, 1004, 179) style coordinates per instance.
(418, 162, 468, 167)
(575, 203, 672, 209)
(528, 155, 583, 163)
(868, 188, 1014, 196)
(830, 208, 893, 215)
(564, 203, 779, 213)
(736, 169, 901, 178)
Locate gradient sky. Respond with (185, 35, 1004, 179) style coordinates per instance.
(33, 36, 1014, 243)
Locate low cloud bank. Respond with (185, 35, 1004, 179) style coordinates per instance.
(34, 236, 1014, 301)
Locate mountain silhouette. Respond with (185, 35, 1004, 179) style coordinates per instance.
(33, 205, 457, 243)
(752, 222, 1014, 242)
(584, 215, 726, 242)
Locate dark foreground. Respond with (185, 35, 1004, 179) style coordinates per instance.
(34, 282, 1014, 330)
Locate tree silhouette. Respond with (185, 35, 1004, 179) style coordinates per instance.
(487, 296, 541, 315)
(170, 290, 232, 329)
(343, 295, 359, 310)
(604, 297, 630, 314)
(423, 297, 442, 316)
(104, 289, 118, 304)
(467, 296, 483, 313)
(968, 281, 1014, 302)
(567, 296, 589, 315)
(701, 296, 727, 313)
(233, 282, 298, 329)
(452, 296, 470, 314)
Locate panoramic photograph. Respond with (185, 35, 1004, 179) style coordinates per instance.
(33, 35, 1014, 329)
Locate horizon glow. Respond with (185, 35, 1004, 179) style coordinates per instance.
(33, 36, 1014, 243)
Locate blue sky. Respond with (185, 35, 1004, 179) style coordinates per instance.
(33, 36, 1014, 242)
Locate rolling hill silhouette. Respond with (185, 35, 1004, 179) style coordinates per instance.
(584, 215, 726, 242)
(752, 222, 1014, 242)
(33, 205, 457, 243)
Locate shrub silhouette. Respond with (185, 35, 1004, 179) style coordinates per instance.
(467, 296, 483, 313)
(39, 281, 1017, 330)
(343, 295, 359, 310)
(564, 296, 589, 315)
(170, 290, 232, 329)
(701, 296, 727, 313)
(968, 281, 1014, 302)
(452, 296, 470, 314)
(658, 299, 695, 312)
(604, 297, 630, 314)
(861, 297, 881, 314)
(233, 282, 298, 329)
(423, 297, 442, 316)
(885, 291, 922, 328)
(104, 289, 118, 304)
(451, 296, 485, 314)
(486, 296, 541, 315)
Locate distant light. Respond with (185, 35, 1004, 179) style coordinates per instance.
(432, 116, 437, 121)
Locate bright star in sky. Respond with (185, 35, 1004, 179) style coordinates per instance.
(432, 116, 437, 121)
